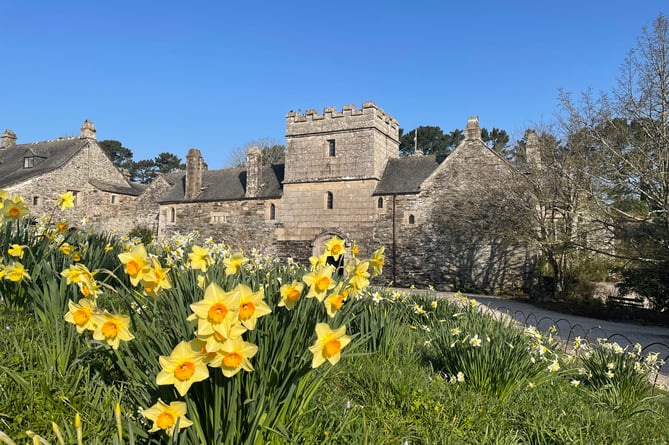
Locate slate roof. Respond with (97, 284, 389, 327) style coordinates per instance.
(373, 155, 444, 195)
(89, 178, 143, 196)
(0, 138, 89, 188)
(159, 164, 285, 203)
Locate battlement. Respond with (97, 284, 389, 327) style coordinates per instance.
(286, 102, 399, 136)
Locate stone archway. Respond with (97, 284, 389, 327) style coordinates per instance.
(311, 231, 347, 276)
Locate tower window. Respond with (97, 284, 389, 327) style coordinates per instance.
(170, 207, 176, 223)
(328, 139, 336, 157)
(408, 214, 415, 225)
(326, 192, 334, 209)
(270, 203, 276, 220)
(377, 197, 384, 209)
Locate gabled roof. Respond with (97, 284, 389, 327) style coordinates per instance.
(373, 155, 444, 195)
(0, 138, 89, 188)
(159, 164, 285, 203)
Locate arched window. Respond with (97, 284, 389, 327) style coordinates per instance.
(377, 197, 383, 209)
(270, 203, 276, 220)
(408, 214, 415, 224)
(326, 192, 334, 209)
(170, 207, 176, 223)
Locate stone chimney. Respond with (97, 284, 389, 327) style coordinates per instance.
(464, 116, 481, 141)
(245, 145, 262, 198)
(1, 130, 17, 148)
(525, 129, 542, 169)
(185, 148, 205, 201)
(80, 120, 96, 139)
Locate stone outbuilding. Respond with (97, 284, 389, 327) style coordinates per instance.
(0, 121, 157, 234)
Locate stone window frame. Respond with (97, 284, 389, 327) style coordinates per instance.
(403, 211, 417, 225)
(377, 197, 384, 209)
(210, 212, 227, 224)
(327, 139, 336, 157)
(325, 191, 334, 209)
(269, 203, 276, 220)
(408, 214, 416, 225)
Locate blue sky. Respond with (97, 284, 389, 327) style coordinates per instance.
(1, 1, 667, 168)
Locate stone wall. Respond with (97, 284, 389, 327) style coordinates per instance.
(162, 198, 280, 254)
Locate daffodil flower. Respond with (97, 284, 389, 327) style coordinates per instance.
(278, 281, 304, 310)
(209, 337, 258, 377)
(143, 399, 193, 436)
(309, 323, 351, 368)
(156, 341, 209, 396)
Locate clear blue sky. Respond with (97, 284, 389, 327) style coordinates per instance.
(1, 1, 667, 168)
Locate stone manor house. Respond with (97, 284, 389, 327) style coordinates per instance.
(1, 102, 541, 292)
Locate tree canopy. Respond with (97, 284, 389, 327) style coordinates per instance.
(100, 140, 185, 184)
(399, 125, 509, 157)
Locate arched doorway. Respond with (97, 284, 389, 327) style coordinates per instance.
(311, 232, 347, 276)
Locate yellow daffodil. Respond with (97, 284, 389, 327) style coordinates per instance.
(351, 241, 360, 256)
(92, 312, 134, 349)
(104, 243, 114, 252)
(223, 252, 249, 276)
(4, 261, 30, 282)
(2, 196, 29, 220)
(118, 244, 150, 286)
(278, 281, 304, 310)
(302, 264, 336, 301)
(309, 323, 351, 368)
(71, 251, 81, 262)
(156, 340, 209, 396)
(324, 285, 348, 318)
(369, 246, 385, 277)
(209, 337, 258, 378)
(142, 257, 172, 297)
(196, 323, 247, 353)
(188, 245, 213, 272)
(324, 236, 346, 261)
(56, 221, 69, 233)
(59, 242, 73, 256)
(347, 260, 370, 295)
(64, 299, 97, 333)
(309, 255, 327, 270)
(189, 282, 241, 339)
(7, 244, 26, 258)
(78, 276, 102, 300)
(235, 284, 271, 330)
(56, 191, 75, 210)
(61, 263, 95, 284)
(143, 399, 193, 436)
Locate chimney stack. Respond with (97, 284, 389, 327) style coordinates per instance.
(80, 120, 96, 139)
(525, 129, 542, 169)
(1, 129, 16, 148)
(464, 116, 481, 141)
(185, 148, 205, 200)
(245, 145, 262, 198)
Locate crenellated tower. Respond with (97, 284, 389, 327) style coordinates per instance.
(284, 102, 400, 184)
